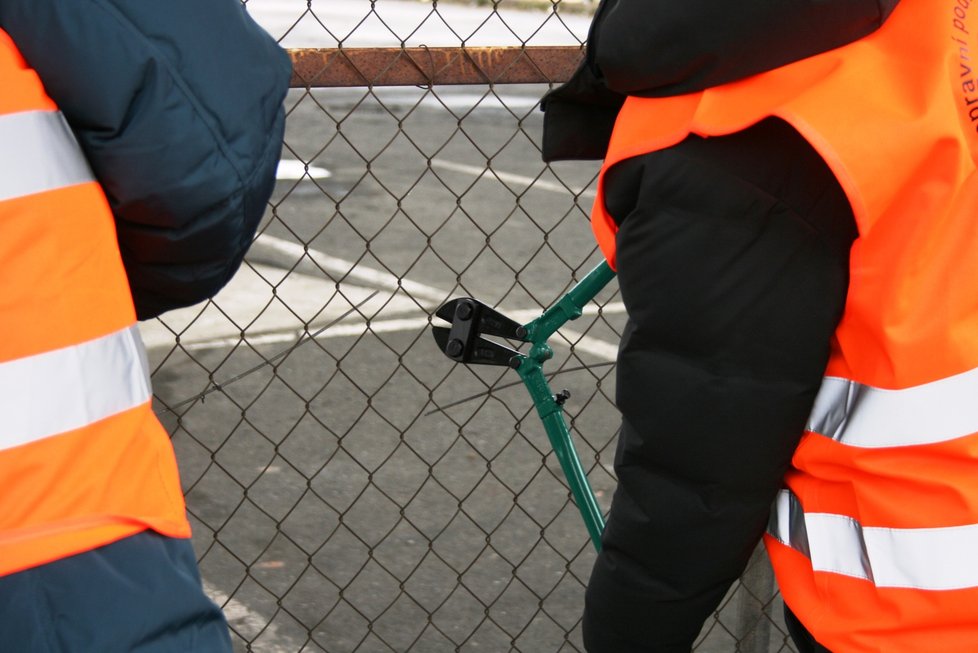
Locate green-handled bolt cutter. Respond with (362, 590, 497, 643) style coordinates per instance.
(432, 261, 617, 551)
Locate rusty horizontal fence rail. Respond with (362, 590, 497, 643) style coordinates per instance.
(289, 46, 584, 87)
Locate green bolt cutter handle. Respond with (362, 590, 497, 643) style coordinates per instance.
(432, 261, 617, 551)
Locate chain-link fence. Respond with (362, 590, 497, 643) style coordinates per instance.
(142, 2, 799, 651)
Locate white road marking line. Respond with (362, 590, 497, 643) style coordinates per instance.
(430, 158, 596, 199)
(203, 581, 298, 653)
(184, 303, 625, 361)
(254, 233, 449, 303)
(551, 330, 619, 361)
(276, 159, 332, 180)
(248, 236, 620, 359)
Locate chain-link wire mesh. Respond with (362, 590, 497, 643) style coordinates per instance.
(142, 2, 800, 651)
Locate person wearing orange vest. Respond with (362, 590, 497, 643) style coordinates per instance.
(0, 1, 289, 650)
(541, 0, 978, 650)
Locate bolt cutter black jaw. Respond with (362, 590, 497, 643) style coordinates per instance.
(431, 297, 526, 366)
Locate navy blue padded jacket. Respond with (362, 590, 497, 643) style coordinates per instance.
(0, 0, 291, 319)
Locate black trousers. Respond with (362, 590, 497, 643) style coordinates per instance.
(583, 119, 856, 652)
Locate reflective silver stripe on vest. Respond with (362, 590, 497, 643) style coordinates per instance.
(769, 489, 978, 590)
(0, 326, 152, 451)
(807, 366, 978, 448)
(0, 110, 94, 202)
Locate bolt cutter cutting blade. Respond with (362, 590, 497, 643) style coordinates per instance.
(432, 325, 520, 366)
(434, 298, 526, 340)
(434, 299, 462, 325)
(432, 297, 526, 366)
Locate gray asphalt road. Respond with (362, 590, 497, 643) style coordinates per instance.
(145, 83, 627, 653)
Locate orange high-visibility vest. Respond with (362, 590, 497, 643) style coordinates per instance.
(592, 1, 978, 650)
(0, 29, 190, 577)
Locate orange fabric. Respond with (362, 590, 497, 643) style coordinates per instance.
(785, 431, 978, 529)
(0, 30, 190, 575)
(595, 1, 974, 298)
(826, 171, 978, 389)
(592, 1, 978, 649)
(0, 30, 56, 115)
(766, 536, 978, 653)
(0, 183, 136, 362)
(0, 405, 191, 576)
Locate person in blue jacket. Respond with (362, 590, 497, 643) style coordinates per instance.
(0, 0, 290, 649)
(0, 0, 291, 319)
